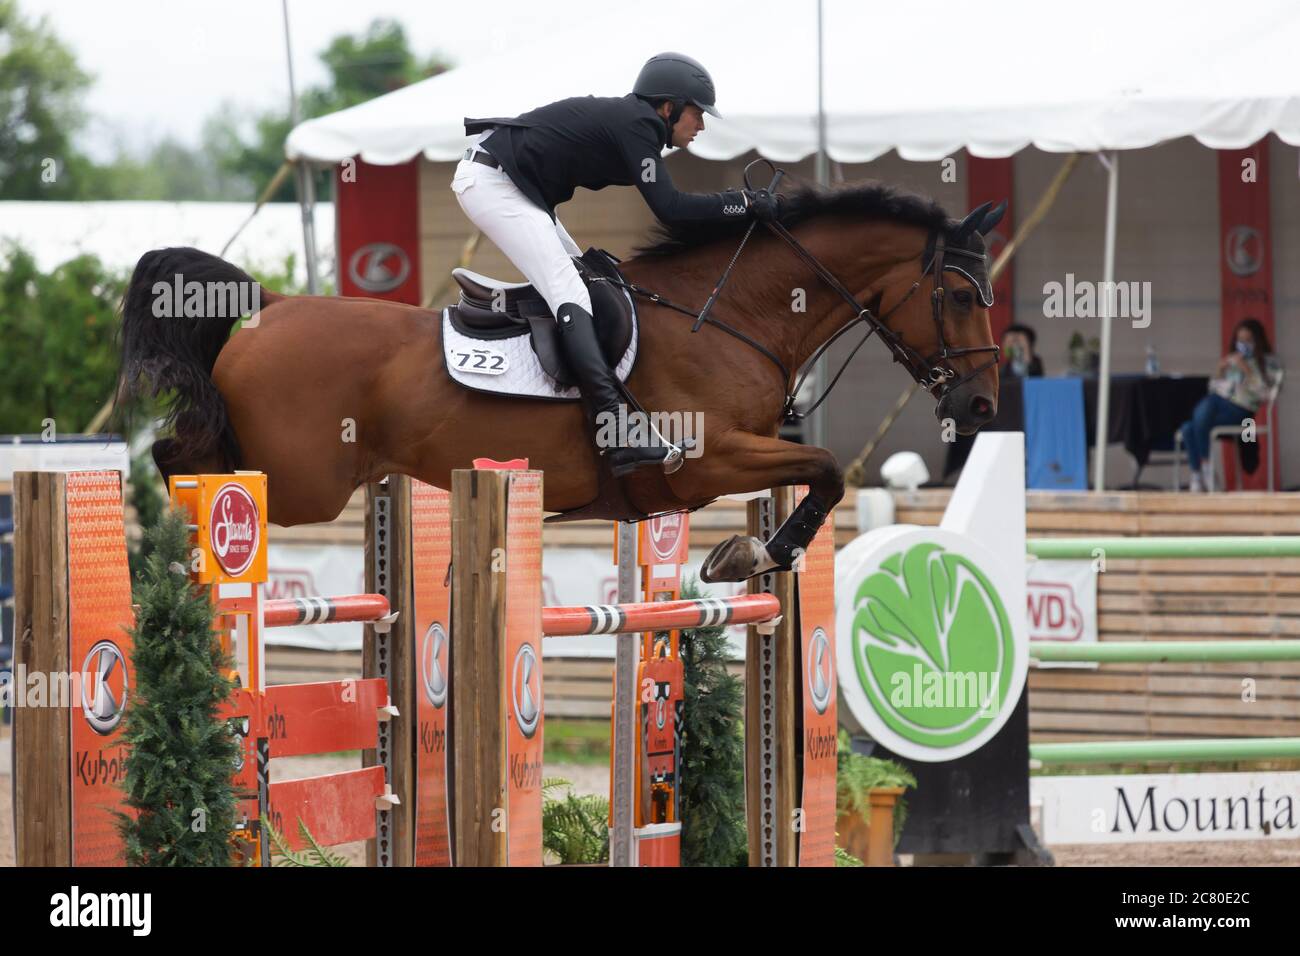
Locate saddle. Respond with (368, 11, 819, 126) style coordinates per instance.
(445, 248, 636, 390)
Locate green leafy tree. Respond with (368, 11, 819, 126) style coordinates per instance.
(213, 18, 453, 203)
(115, 506, 241, 866)
(678, 577, 749, 866)
(0, 245, 126, 433)
(0, 0, 96, 199)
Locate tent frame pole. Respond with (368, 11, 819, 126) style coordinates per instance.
(1092, 150, 1119, 491)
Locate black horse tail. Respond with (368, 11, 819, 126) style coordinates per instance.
(116, 247, 281, 477)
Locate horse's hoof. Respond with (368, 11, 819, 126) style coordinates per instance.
(701, 535, 770, 583)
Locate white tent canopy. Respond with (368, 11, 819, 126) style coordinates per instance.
(287, 0, 1300, 165)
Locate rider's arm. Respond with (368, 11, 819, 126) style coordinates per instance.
(621, 119, 749, 224)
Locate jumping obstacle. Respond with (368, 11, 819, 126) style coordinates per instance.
(12, 466, 838, 867)
(10, 471, 401, 866)
(379, 468, 837, 868)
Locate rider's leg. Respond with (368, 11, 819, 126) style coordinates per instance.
(452, 161, 669, 474)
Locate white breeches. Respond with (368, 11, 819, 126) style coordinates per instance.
(450, 156, 591, 318)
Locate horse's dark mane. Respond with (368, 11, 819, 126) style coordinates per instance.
(635, 180, 951, 258)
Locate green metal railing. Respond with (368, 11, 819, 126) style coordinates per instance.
(1032, 640, 1300, 663)
(1026, 536, 1300, 560)
(1026, 533, 1300, 766)
(1030, 737, 1300, 766)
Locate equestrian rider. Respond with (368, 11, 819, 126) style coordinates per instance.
(455, 52, 779, 476)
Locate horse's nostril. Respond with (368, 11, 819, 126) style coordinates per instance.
(970, 396, 993, 419)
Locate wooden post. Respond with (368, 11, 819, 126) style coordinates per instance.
(745, 488, 799, 867)
(13, 471, 133, 867)
(12, 472, 73, 866)
(450, 468, 511, 866)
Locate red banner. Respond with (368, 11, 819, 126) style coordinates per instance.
(1217, 142, 1278, 490)
(967, 155, 1015, 341)
(335, 159, 421, 303)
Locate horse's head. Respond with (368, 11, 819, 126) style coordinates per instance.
(876, 201, 1004, 435)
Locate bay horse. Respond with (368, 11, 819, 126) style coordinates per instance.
(117, 180, 1002, 582)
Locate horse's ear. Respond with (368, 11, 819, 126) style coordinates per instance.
(952, 201, 992, 243)
(978, 200, 1007, 236)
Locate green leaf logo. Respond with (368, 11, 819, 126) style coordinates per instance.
(848, 542, 1014, 749)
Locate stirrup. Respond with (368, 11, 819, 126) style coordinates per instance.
(607, 444, 676, 478)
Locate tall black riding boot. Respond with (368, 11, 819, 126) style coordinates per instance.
(556, 302, 679, 477)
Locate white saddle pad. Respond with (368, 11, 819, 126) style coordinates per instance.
(441, 301, 638, 400)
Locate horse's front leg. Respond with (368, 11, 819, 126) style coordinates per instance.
(681, 431, 844, 583)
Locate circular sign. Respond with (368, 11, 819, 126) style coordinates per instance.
(646, 512, 684, 563)
(1225, 225, 1262, 278)
(348, 242, 411, 293)
(209, 483, 260, 577)
(511, 643, 541, 739)
(81, 640, 129, 735)
(836, 524, 1027, 762)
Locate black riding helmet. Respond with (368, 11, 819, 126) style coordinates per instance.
(633, 52, 719, 145)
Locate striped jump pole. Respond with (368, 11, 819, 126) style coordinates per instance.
(263, 594, 392, 627)
(541, 594, 780, 637)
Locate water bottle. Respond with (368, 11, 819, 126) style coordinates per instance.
(1145, 344, 1160, 378)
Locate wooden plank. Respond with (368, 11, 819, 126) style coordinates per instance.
(541, 659, 615, 678)
(1027, 691, 1300, 719)
(539, 678, 615, 700)
(12, 472, 72, 866)
(1098, 592, 1300, 614)
(267, 767, 385, 850)
(1096, 614, 1300, 636)
(261, 679, 386, 757)
(545, 700, 616, 719)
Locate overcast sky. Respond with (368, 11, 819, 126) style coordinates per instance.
(21, 0, 600, 159)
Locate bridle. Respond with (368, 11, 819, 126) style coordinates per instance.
(765, 215, 1001, 420)
(600, 161, 1001, 422)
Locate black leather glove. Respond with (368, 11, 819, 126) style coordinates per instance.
(744, 188, 781, 223)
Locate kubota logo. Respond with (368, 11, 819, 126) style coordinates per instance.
(348, 242, 411, 292)
(511, 643, 541, 739)
(81, 641, 129, 735)
(422, 622, 449, 708)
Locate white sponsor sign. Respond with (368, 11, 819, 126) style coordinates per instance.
(1027, 558, 1097, 668)
(1032, 771, 1300, 844)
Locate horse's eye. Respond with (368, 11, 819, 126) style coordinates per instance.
(953, 290, 973, 307)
